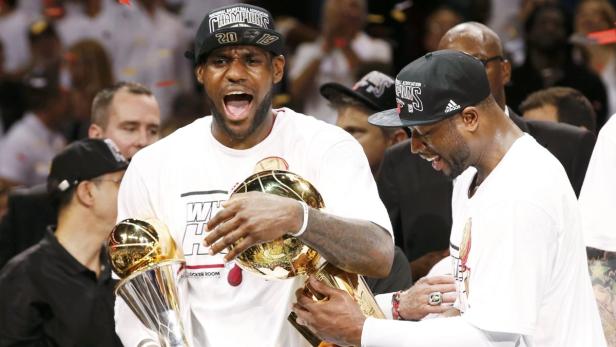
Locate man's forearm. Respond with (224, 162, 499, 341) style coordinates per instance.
(300, 208, 394, 277)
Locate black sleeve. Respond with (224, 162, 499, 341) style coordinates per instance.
(0, 201, 18, 270)
(571, 129, 597, 197)
(376, 148, 403, 249)
(365, 246, 412, 295)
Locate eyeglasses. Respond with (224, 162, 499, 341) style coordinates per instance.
(477, 55, 504, 67)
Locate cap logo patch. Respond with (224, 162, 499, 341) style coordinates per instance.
(104, 139, 127, 163)
(445, 99, 460, 113)
(209, 6, 271, 32)
(395, 79, 423, 113)
(353, 71, 393, 98)
(255, 33, 279, 45)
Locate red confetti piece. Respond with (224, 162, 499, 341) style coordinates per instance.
(156, 80, 177, 87)
(118, 0, 130, 6)
(587, 29, 616, 45)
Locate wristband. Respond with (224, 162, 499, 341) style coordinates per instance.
(290, 200, 309, 237)
(392, 291, 404, 320)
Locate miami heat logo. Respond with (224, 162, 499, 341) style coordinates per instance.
(459, 218, 472, 298)
(459, 218, 472, 271)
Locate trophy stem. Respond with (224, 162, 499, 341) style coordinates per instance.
(116, 260, 192, 347)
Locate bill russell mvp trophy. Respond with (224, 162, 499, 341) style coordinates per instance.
(108, 218, 192, 347)
(231, 170, 385, 347)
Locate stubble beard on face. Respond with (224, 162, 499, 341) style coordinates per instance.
(442, 121, 471, 180)
(208, 90, 273, 141)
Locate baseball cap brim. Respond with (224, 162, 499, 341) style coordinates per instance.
(368, 108, 452, 128)
(320, 83, 381, 111)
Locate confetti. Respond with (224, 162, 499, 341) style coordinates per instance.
(156, 80, 177, 87)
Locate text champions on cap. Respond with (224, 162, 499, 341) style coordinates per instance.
(395, 79, 424, 114)
(208, 6, 271, 32)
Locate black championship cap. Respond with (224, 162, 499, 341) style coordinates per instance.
(188, 3, 284, 64)
(320, 71, 396, 112)
(47, 139, 128, 194)
(368, 50, 491, 127)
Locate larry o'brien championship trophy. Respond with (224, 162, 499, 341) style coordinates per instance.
(231, 170, 385, 347)
(107, 218, 192, 347)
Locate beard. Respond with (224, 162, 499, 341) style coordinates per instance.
(442, 120, 471, 180)
(207, 90, 273, 141)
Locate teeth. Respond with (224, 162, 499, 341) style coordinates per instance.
(227, 91, 247, 95)
(421, 155, 439, 162)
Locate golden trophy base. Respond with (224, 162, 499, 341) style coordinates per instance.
(289, 263, 385, 347)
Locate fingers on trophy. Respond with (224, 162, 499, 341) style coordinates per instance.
(231, 170, 385, 347)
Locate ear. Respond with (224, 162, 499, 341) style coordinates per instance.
(460, 107, 479, 133)
(88, 123, 104, 139)
(74, 181, 96, 208)
(195, 65, 205, 84)
(389, 128, 409, 145)
(501, 58, 511, 85)
(272, 55, 285, 84)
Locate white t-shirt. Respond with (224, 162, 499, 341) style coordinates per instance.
(0, 10, 31, 74)
(449, 134, 605, 346)
(0, 113, 66, 186)
(579, 116, 616, 251)
(289, 32, 392, 124)
(115, 108, 393, 347)
(110, 3, 192, 121)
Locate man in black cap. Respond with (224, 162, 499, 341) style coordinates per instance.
(114, 4, 394, 347)
(292, 50, 606, 346)
(0, 138, 127, 346)
(321, 71, 408, 176)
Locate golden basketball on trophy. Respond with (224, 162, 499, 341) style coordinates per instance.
(231, 170, 384, 347)
(108, 218, 193, 347)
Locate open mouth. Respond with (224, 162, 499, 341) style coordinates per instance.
(421, 154, 445, 172)
(223, 92, 253, 120)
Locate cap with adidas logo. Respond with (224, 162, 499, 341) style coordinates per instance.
(368, 49, 491, 127)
